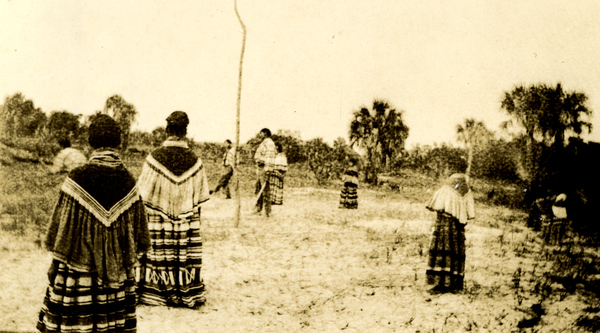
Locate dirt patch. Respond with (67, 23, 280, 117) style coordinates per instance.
(1, 186, 597, 332)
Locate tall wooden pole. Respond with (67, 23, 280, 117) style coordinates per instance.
(234, 0, 246, 227)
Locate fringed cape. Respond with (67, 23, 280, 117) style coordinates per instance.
(44, 150, 151, 289)
(426, 175, 475, 224)
(136, 139, 210, 221)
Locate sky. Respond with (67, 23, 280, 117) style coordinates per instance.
(1, 0, 600, 148)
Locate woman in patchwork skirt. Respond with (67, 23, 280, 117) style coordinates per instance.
(425, 173, 475, 293)
(135, 111, 210, 308)
(339, 158, 359, 209)
(270, 143, 288, 205)
(38, 115, 150, 332)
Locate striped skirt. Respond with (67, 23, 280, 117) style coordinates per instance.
(136, 209, 206, 308)
(339, 183, 358, 209)
(269, 172, 284, 205)
(426, 212, 466, 291)
(37, 260, 137, 333)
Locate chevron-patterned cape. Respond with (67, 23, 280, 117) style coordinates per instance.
(38, 149, 150, 333)
(135, 138, 210, 308)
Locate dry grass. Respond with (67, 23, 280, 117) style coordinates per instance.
(1, 159, 598, 332)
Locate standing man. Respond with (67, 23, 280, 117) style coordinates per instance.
(211, 139, 235, 199)
(254, 128, 277, 217)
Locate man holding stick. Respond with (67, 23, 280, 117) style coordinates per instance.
(211, 139, 235, 199)
(253, 128, 277, 217)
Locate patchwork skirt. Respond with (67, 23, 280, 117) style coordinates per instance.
(426, 212, 466, 290)
(339, 183, 358, 209)
(270, 173, 284, 205)
(136, 209, 206, 308)
(37, 260, 137, 333)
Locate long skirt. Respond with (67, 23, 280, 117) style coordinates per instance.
(339, 183, 358, 209)
(426, 212, 466, 291)
(270, 172, 284, 205)
(37, 260, 137, 333)
(136, 209, 206, 308)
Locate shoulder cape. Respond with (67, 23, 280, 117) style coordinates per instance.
(137, 142, 210, 220)
(45, 157, 150, 288)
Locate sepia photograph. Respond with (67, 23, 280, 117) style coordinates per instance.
(1, 1, 600, 332)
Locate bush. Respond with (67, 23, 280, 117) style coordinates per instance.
(271, 133, 306, 164)
(0, 136, 60, 164)
(303, 138, 358, 185)
(472, 138, 521, 181)
(402, 143, 466, 179)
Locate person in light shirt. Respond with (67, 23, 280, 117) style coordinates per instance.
(253, 128, 277, 217)
(270, 143, 288, 205)
(49, 138, 87, 174)
(211, 139, 235, 199)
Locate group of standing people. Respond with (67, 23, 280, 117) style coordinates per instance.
(37, 111, 474, 332)
(211, 128, 289, 214)
(37, 113, 292, 332)
(38, 112, 212, 332)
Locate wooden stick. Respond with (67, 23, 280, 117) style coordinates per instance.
(234, 0, 246, 228)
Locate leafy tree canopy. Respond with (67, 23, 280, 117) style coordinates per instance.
(0, 93, 47, 138)
(47, 110, 81, 141)
(103, 95, 138, 151)
(501, 83, 592, 148)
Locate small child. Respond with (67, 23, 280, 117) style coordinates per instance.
(339, 158, 359, 209)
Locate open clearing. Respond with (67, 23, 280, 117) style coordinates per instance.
(1, 178, 596, 332)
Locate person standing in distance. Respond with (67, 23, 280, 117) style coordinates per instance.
(48, 137, 87, 174)
(425, 173, 475, 294)
(253, 128, 277, 217)
(211, 139, 235, 199)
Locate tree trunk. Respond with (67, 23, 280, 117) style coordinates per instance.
(465, 143, 473, 177)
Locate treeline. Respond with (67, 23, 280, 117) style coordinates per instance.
(1, 83, 598, 233)
(0, 93, 139, 165)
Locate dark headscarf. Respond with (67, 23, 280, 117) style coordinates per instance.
(166, 111, 189, 127)
(88, 114, 121, 149)
(166, 111, 189, 137)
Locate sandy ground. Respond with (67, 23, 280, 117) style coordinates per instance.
(0, 186, 595, 332)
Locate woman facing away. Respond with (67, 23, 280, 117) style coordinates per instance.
(38, 115, 150, 333)
(270, 143, 288, 205)
(425, 173, 475, 294)
(339, 157, 359, 209)
(135, 111, 210, 308)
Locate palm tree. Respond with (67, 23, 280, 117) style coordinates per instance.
(500, 83, 592, 180)
(349, 99, 409, 184)
(456, 118, 490, 177)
